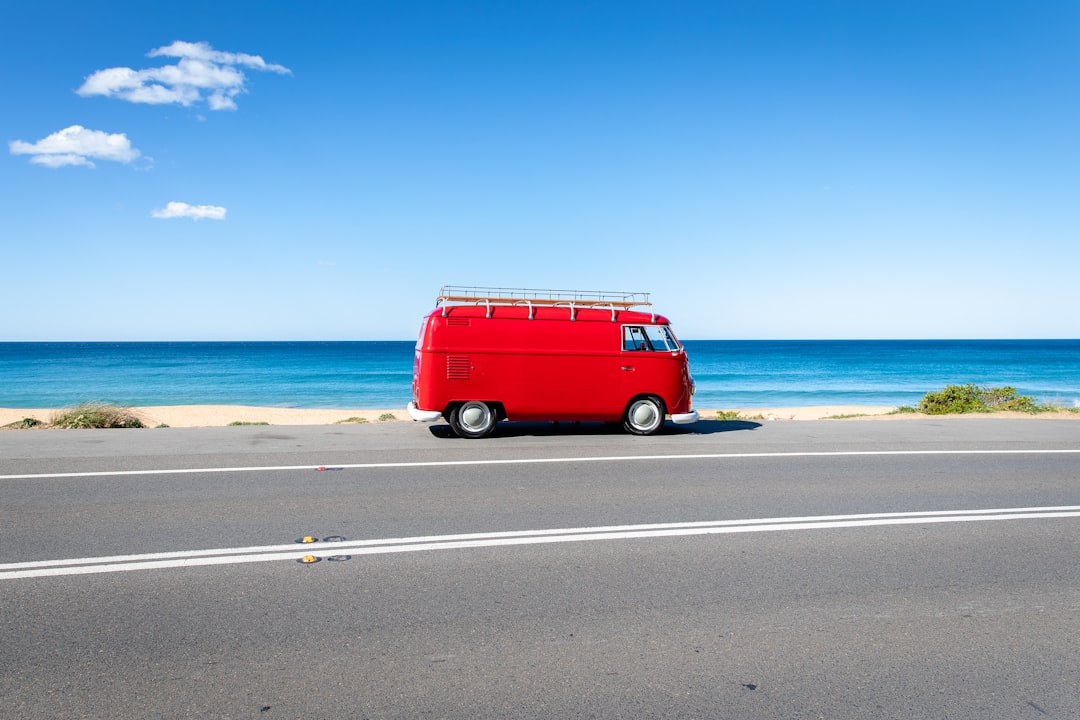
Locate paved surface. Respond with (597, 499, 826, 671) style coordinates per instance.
(2, 418, 1079, 718)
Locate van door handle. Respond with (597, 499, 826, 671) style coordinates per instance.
(621, 366, 635, 371)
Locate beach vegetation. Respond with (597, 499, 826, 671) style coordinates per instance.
(228, 420, 270, 426)
(916, 384, 1043, 415)
(378, 413, 397, 422)
(336, 416, 369, 424)
(3, 417, 44, 429)
(714, 410, 749, 421)
(50, 402, 145, 429)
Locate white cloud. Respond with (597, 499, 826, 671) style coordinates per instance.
(149, 40, 291, 74)
(151, 201, 227, 221)
(9, 125, 141, 168)
(77, 40, 291, 111)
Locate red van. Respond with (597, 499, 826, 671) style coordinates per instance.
(407, 287, 698, 438)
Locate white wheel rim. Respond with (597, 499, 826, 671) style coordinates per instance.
(460, 403, 491, 432)
(631, 402, 659, 430)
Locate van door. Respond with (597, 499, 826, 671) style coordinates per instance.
(620, 325, 654, 401)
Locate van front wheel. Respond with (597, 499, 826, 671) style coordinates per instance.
(449, 401, 497, 439)
(623, 396, 665, 436)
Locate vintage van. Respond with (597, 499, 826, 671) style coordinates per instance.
(407, 287, 698, 438)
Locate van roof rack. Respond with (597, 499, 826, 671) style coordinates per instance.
(437, 286, 654, 321)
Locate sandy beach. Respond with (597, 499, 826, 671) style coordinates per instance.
(2, 404, 1077, 428)
(0, 406, 402, 429)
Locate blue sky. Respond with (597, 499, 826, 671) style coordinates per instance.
(3, 1, 1079, 340)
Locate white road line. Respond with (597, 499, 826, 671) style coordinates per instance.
(4, 506, 1080, 580)
(2, 448, 1079, 481)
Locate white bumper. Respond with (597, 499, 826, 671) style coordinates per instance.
(670, 410, 699, 425)
(407, 402, 443, 422)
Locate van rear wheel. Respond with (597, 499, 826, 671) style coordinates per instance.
(623, 396, 665, 436)
(449, 401, 497, 439)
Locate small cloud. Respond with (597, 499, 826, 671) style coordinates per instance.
(151, 201, 226, 221)
(77, 40, 291, 111)
(9, 125, 141, 168)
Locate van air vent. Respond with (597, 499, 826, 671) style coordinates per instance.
(447, 317, 471, 326)
(447, 355, 470, 380)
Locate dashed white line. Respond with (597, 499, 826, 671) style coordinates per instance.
(4, 505, 1080, 580)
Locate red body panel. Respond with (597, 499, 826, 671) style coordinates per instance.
(411, 305, 694, 422)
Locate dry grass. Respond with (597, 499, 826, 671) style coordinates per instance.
(49, 402, 145, 429)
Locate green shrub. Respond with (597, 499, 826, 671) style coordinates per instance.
(714, 410, 746, 421)
(3, 417, 43, 429)
(228, 420, 270, 426)
(979, 385, 1041, 412)
(378, 413, 397, 422)
(50, 402, 145, 429)
(918, 384, 982, 414)
(917, 384, 1040, 415)
(336, 416, 369, 424)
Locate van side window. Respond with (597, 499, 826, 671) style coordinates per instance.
(624, 326, 649, 351)
(645, 325, 679, 351)
(624, 325, 682, 352)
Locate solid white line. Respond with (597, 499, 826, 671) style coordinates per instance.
(4, 505, 1080, 580)
(2, 448, 1079, 481)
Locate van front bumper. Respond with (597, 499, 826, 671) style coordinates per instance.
(407, 402, 443, 422)
(670, 410, 699, 425)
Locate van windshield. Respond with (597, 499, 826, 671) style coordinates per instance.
(623, 325, 682, 352)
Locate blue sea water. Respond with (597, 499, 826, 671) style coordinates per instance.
(1, 340, 1078, 410)
(685, 339, 1080, 409)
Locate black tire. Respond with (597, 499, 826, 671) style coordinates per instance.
(448, 401, 497, 439)
(622, 396, 665, 436)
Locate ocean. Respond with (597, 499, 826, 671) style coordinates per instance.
(1, 340, 1078, 410)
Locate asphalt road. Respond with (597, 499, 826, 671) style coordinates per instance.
(2, 417, 1079, 719)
